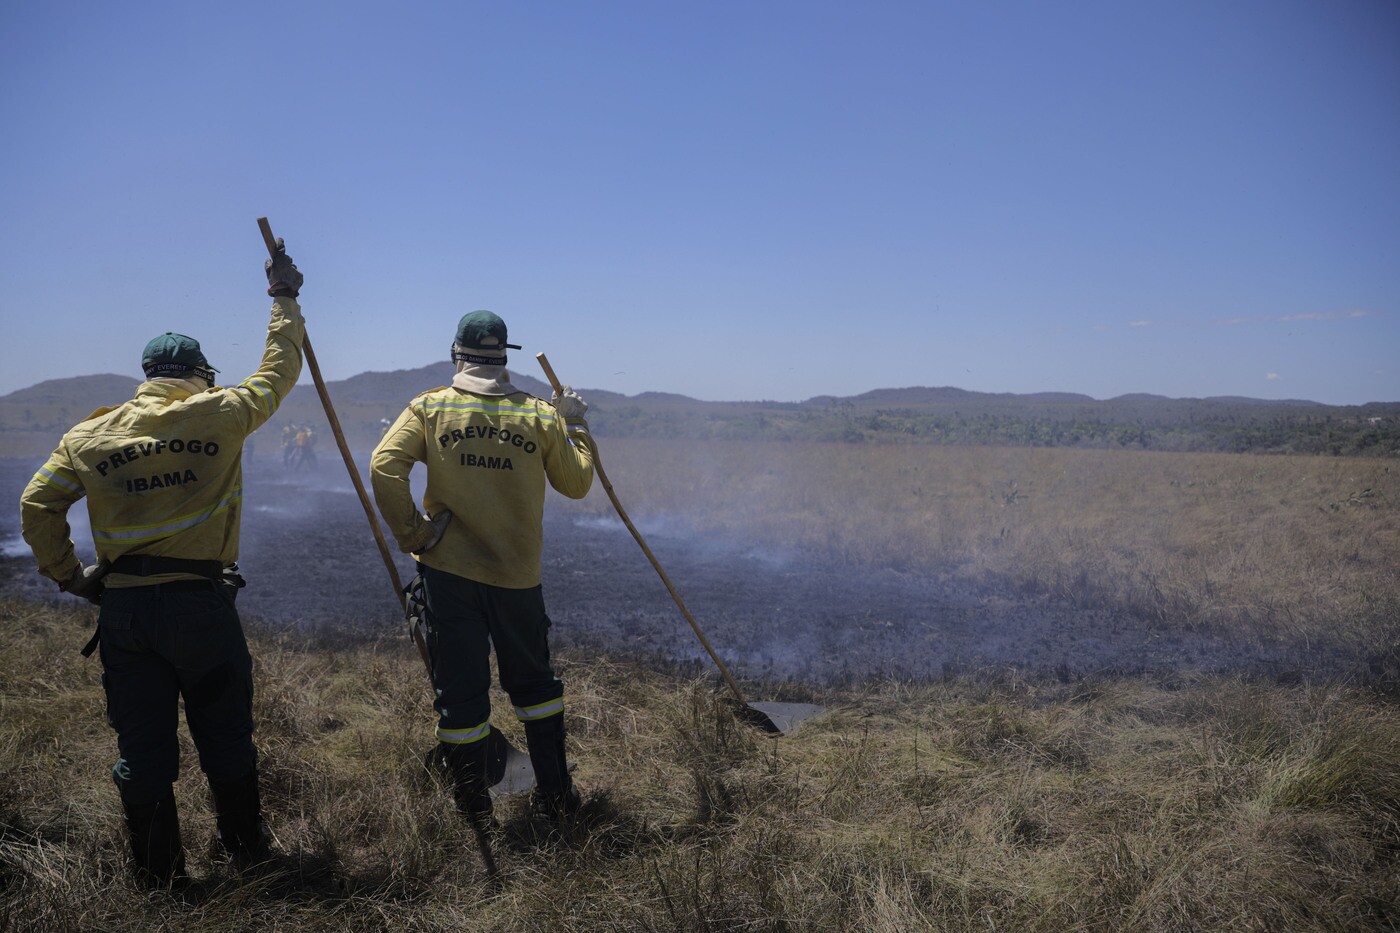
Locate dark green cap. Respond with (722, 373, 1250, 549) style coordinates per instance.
(454, 311, 521, 351)
(141, 332, 218, 379)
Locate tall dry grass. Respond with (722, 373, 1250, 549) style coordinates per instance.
(3, 596, 1398, 931)
(4, 440, 1397, 928)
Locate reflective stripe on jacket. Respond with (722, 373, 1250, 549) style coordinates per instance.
(370, 387, 595, 589)
(19, 297, 305, 587)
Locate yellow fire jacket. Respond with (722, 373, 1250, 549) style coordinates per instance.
(370, 387, 595, 589)
(20, 297, 305, 588)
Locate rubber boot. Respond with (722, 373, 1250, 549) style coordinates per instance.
(439, 740, 494, 826)
(523, 715, 581, 819)
(122, 791, 186, 889)
(209, 769, 272, 868)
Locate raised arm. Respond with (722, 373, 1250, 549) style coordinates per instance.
(222, 241, 306, 433)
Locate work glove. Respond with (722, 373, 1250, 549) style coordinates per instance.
(420, 509, 453, 552)
(551, 385, 589, 423)
(61, 563, 107, 605)
(265, 237, 304, 298)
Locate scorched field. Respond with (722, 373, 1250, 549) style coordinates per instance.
(1, 440, 1397, 932)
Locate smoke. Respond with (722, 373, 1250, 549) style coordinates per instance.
(0, 454, 1357, 685)
(547, 498, 1310, 683)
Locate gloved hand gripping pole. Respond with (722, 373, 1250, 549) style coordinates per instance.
(256, 218, 431, 676)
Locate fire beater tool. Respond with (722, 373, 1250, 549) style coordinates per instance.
(535, 352, 825, 735)
(255, 220, 532, 827)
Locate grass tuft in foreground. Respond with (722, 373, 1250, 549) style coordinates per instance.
(2, 597, 1397, 931)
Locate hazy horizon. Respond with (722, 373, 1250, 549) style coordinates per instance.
(4, 360, 1396, 409)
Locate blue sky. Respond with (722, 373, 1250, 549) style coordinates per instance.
(1, 0, 1396, 405)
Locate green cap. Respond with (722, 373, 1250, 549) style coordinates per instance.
(141, 332, 218, 379)
(454, 311, 521, 351)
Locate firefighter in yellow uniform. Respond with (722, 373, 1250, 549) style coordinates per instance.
(19, 241, 306, 887)
(370, 310, 594, 825)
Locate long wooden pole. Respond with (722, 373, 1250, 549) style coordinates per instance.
(535, 352, 750, 706)
(256, 218, 431, 674)
(258, 234, 498, 871)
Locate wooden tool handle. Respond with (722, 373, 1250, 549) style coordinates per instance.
(254, 217, 426, 675)
(256, 217, 279, 257)
(534, 350, 750, 705)
(535, 352, 564, 393)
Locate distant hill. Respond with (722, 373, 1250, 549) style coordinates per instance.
(1201, 396, 1325, 408)
(0, 374, 139, 407)
(2, 367, 1397, 459)
(280, 362, 553, 406)
(0, 374, 144, 459)
(809, 386, 989, 407)
(1109, 393, 1171, 403)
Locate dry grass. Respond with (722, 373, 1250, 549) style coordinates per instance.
(4, 441, 1397, 928)
(2, 597, 1398, 931)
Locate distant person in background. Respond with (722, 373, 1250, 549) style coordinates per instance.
(370, 310, 594, 827)
(19, 241, 306, 888)
(292, 424, 317, 471)
(281, 423, 296, 467)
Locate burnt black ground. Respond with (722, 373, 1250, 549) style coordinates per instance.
(0, 455, 1337, 684)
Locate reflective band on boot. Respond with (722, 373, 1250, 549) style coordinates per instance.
(514, 698, 564, 722)
(437, 720, 491, 745)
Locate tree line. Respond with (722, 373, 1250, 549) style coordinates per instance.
(585, 405, 1400, 456)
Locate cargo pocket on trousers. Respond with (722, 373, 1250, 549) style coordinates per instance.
(96, 610, 134, 729)
(95, 608, 135, 665)
(100, 609, 133, 631)
(173, 588, 241, 669)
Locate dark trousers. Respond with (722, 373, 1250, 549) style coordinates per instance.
(98, 582, 256, 805)
(420, 564, 564, 741)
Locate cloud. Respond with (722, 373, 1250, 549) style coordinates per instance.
(1265, 373, 1281, 381)
(1128, 320, 1152, 328)
(1277, 309, 1371, 322)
